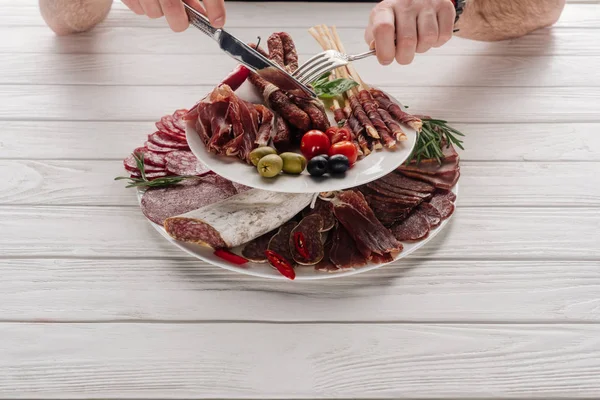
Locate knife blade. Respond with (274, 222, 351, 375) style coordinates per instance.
(183, 4, 317, 98)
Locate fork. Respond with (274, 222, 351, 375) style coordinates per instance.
(293, 49, 376, 85)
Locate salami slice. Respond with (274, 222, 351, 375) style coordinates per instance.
(290, 214, 325, 265)
(415, 202, 442, 229)
(132, 147, 166, 167)
(241, 230, 277, 263)
(329, 223, 368, 269)
(429, 193, 455, 220)
(391, 212, 430, 242)
(148, 132, 190, 150)
(161, 115, 185, 135)
(130, 171, 169, 180)
(123, 154, 165, 173)
(435, 190, 457, 203)
(141, 175, 238, 225)
(315, 233, 339, 272)
(165, 151, 210, 176)
(156, 121, 187, 143)
(303, 198, 335, 231)
(172, 109, 189, 131)
(267, 221, 298, 267)
(144, 141, 179, 153)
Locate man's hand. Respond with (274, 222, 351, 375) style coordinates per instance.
(365, 0, 456, 66)
(122, 0, 226, 31)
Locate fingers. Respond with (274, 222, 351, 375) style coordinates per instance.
(368, 2, 396, 65)
(435, 0, 455, 47)
(139, 0, 163, 19)
(159, 0, 188, 32)
(122, 0, 145, 15)
(395, 8, 417, 65)
(202, 0, 227, 28)
(416, 10, 438, 54)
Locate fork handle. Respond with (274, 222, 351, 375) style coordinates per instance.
(348, 49, 377, 62)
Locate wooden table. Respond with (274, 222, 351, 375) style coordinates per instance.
(1, 0, 600, 398)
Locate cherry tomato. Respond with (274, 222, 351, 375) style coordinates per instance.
(331, 127, 352, 144)
(329, 140, 358, 165)
(300, 130, 331, 160)
(324, 127, 339, 141)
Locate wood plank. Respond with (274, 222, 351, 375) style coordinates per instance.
(1, 160, 598, 207)
(3, 121, 599, 161)
(3, 258, 600, 322)
(1, 323, 600, 398)
(1, 85, 599, 123)
(3, 53, 599, 87)
(0, 206, 598, 259)
(4, 1, 598, 28)
(3, 26, 600, 57)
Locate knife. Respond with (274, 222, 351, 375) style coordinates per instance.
(183, 3, 317, 98)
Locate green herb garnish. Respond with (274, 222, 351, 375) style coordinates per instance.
(115, 152, 199, 189)
(408, 119, 465, 165)
(311, 73, 359, 99)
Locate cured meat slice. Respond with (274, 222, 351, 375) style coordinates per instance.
(141, 175, 237, 225)
(360, 187, 422, 206)
(303, 198, 335, 231)
(267, 221, 298, 267)
(349, 95, 378, 139)
(130, 171, 169, 180)
(145, 141, 179, 153)
(329, 223, 368, 269)
(415, 202, 442, 229)
(435, 189, 457, 203)
(429, 192, 456, 220)
(290, 214, 325, 265)
(378, 107, 406, 141)
(398, 149, 459, 177)
(399, 169, 460, 191)
(242, 229, 277, 263)
(161, 115, 185, 135)
(148, 132, 190, 150)
(164, 190, 313, 249)
(315, 235, 339, 273)
(273, 115, 291, 152)
(391, 212, 430, 242)
(172, 109, 189, 131)
(367, 180, 431, 199)
(371, 252, 393, 264)
(156, 121, 187, 143)
(165, 151, 210, 176)
(123, 154, 165, 173)
(132, 147, 166, 167)
(332, 191, 403, 257)
(255, 105, 274, 146)
(380, 172, 435, 194)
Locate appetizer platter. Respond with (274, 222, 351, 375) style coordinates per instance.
(116, 26, 464, 280)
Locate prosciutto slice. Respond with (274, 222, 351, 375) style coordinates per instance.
(329, 223, 368, 269)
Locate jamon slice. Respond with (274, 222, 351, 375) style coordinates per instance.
(329, 223, 368, 269)
(273, 115, 291, 152)
(391, 212, 430, 242)
(399, 169, 460, 191)
(255, 105, 274, 146)
(332, 190, 403, 258)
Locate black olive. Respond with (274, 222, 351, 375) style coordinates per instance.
(307, 156, 328, 177)
(328, 154, 350, 174)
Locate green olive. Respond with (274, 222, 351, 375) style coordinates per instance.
(280, 152, 307, 175)
(249, 146, 277, 166)
(257, 154, 283, 178)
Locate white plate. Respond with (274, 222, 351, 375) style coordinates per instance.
(138, 184, 458, 281)
(187, 81, 417, 194)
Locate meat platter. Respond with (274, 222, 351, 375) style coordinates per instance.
(116, 25, 465, 280)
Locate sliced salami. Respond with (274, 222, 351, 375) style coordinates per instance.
(148, 132, 190, 150)
(123, 154, 165, 173)
(141, 175, 238, 225)
(290, 214, 325, 265)
(161, 115, 185, 135)
(132, 147, 166, 167)
(267, 221, 298, 267)
(156, 122, 187, 143)
(144, 141, 179, 153)
(303, 198, 335, 231)
(315, 234, 340, 272)
(391, 212, 430, 242)
(429, 193, 455, 220)
(130, 171, 169, 180)
(241, 230, 277, 263)
(435, 190, 457, 203)
(165, 151, 210, 176)
(415, 202, 442, 229)
(172, 109, 188, 131)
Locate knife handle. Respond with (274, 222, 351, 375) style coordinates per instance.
(183, 3, 220, 40)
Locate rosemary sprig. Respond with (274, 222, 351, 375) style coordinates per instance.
(114, 152, 200, 189)
(408, 119, 465, 165)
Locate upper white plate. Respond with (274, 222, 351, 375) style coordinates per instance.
(139, 184, 457, 281)
(187, 81, 417, 193)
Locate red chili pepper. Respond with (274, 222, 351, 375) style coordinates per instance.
(220, 65, 250, 91)
(293, 231, 310, 260)
(265, 250, 296, 280)
(214, 249, 248, 266)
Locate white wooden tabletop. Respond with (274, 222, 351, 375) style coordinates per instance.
(2, 0, 600, 398)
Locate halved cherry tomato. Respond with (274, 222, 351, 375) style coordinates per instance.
(300, 130, 331, 160)
(331, 127, 352, 144)
(324, 127, 339, 141)
(214, 249, 248, 266)
(265, 250, 296, 280)
(329, 140, 358, 165)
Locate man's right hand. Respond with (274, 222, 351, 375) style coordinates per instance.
(122, 0, 226, 32)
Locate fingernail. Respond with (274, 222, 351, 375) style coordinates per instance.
(213, 17, 224, 27)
